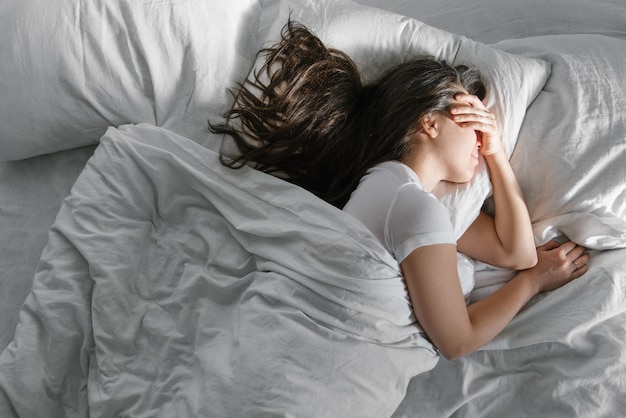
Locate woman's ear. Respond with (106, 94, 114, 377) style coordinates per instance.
(420, 113, 440, 139)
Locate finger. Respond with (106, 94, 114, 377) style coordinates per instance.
(456, 122, 497, 135)
(572, 252, 590, 269)
(571, 263, 588, 279)
(450, 110, 497, 131)
(450, 104, 494, 119)
(567, 245, 587, 262)
(451, 112, 496, 126)
(454, 93, 484, 108)
(557, 241, 578, 255)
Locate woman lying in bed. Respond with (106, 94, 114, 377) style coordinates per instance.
(210, 21, 589, 360)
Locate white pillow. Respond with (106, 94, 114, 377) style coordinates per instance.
(495, 34, 626, 249)
(0, 0, 262, 161)
(228, 0, 551, 237)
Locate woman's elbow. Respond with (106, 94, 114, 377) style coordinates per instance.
(437, 342, 473, 361)
(501, 247, 538, 270)
(511, 249, 538, 270)
(439, 347, 472, 361)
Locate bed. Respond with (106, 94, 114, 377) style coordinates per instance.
(0, 0, 624, 416)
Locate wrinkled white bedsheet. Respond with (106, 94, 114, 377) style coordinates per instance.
(394, 246, 626, 417)
(0, 124, 438, 417)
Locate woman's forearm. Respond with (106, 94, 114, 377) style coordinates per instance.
(457, 241, 588, 359)
(404, 245, 540, 361)
(484, 151, 537, 268)
(403, 241, 587, 361)
(459, 270, 538, 357)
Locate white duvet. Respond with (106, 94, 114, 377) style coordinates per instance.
(0, 124, 439, 417)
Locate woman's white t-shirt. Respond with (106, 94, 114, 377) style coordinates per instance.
(343, 160, 474, 297)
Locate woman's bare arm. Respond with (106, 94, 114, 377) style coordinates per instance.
(401, 241, 589, 360)
(452, 94, 536, 269)
(457, 152, 536, 269)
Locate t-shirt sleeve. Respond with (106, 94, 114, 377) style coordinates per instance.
(385, 184, 457, 263)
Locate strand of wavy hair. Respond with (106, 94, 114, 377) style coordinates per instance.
(209, 20, 366, 206)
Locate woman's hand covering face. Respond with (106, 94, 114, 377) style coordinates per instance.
(449, 94, 502, 157)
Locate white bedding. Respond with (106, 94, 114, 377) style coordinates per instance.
(0, 0, 262, 160)
(0, 145, 97, 351)
(355, 0, 626, 43)
(502, 34, 626, 249)
(1, 0, 625, 416)
(0, 124, 438, 417)
(4, 123, 621, 417)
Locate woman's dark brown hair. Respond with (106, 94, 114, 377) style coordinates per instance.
(210, 20, 486, 208)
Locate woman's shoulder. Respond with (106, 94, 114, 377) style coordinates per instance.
(344, 160, 455, 261)
(344, 160, 431, 213)
(368, 160, 424, 189)
(345, 161, 419, 210)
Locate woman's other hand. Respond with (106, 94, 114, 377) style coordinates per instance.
(524, 240, 590, 292)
